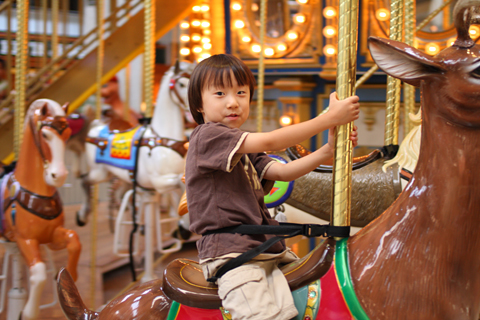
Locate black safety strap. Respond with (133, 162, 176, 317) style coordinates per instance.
(204, 223, 350, 283)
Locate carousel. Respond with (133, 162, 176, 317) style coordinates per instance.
(0, 0, 479, 318)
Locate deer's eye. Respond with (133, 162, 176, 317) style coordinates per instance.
(471, 66, 480, 79)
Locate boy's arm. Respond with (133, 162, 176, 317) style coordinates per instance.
(238, 93, 359, 154)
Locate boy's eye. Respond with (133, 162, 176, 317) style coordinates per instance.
(237, 91, 246, 95)
(214, 92, 224, 96)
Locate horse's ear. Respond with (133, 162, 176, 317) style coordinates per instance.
(62, 102, 69, 115)
(368, 36, 445, 87)
(40, 102, 49, 116)
(174, 60, 180, 75)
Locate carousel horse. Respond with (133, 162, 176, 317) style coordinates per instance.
(0, 99, 81, 320)
(76, 61, 194, 226)
(66, 105, 95, 178)
(56, 0, 480, 318)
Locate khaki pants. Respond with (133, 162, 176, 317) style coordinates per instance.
(201, 250, 299, 320)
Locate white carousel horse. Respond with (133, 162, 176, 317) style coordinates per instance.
(0, 99, 81, 320)
(77, 61, 195, 280)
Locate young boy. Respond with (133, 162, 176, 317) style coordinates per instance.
(186, 54, 360, 320)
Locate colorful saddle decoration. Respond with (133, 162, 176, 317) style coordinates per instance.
(93, 126, 146, 170)
(264, 154, 295, 208)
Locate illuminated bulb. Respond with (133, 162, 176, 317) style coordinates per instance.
(264, 48, 274, 56)
(201, 53, 211, 59)
(201, 37, 211, 43)
(203, 43, 212, 50)
(279, 115, 293, 126)
(234, 20, 245, 28)
(425, 42, 440, 55)
(201, 20, 210, 28)
(277, 44, 287, 51)
(192, 5, 201, 11)
(180, 48, 190, 55)
(180, 22, 190, 29)
(242, 36, 252, 42)
(448, 37, 457, 46)
(323, 6, 336, 18)
(296, 0, 308, 4)
(180, 35, 190, 42)
(469, 25, 480, 36)
(251, 44, 261, 53)
(251, 3, 258, 11)
(323, 44, 336, 56)
(140, 102, 147, 113)
(294, 13, 306, 24)
(232, 2, 242, 10)
(192, 20, 201, 27)
(201, 5, 209, 11)
(191, 34, 202, 42)
(287, 31, 298, 40)
(323, 26, 336, 38)
(375, 8, 390, 21)
(204, 29, 212, 35)
(193, 46, 203, 53)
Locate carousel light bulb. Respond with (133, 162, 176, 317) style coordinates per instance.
(204, 29, 211, 35)
(180, 47, 190, 55)
(323, 26, 336, 38)
(264, 48, 275, 56)
(277, 44, 287, 51)
(200, 53, 211, 60)
(201, 20, 210, 28)
(251, 3, 259, 11)
(375, 8, 390, 21)
(251, 44, 261, 53)
(232, 2, 242, 10)
(279, 115, 293, 126)
(293, 13, 306, 24)
(323, 44, 336, 56)
(193, 46, 203, 53)
(191, 33, 202, 42)
(203, 43, 212, 50)
(192, 20, 201, 27)
(242, 36, 252, 43)
(296, 0, 308, 4)
(234, 20, 245, 29)
(469, 25, 480, 36)
(287, 31, 298, 40)
(180, 35, 190, 42)
(323, 6, 336, 18)
(201, 37, 211, 43)
(192, 5, 201, 11)
(425, 42, 440, 55)
(201, 5, 210, 11)
(180, 21, 190, 29)
(448, 37, 457, 46)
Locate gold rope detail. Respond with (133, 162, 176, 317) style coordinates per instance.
(403, 0, 416, 134)
(144, 0, 155, 118)
(256, 0, 266, 133)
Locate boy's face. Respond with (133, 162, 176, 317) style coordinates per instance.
(200, 72, 250, 129)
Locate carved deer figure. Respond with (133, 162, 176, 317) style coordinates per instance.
(55, 0, 480, 318)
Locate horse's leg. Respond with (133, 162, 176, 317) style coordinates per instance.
(15, 238, 46, 320)
(77, 166, 109, 226)
(48, 227, 81, 281)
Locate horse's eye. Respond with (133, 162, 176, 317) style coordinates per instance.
(42, 132, 47, 139)
(179, 83, 185, 88)
(471, 67, 480, 79)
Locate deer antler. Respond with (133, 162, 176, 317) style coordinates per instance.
(453, 0, 480, 47)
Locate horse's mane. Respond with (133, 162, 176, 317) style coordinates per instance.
(382, 108, 422, 173)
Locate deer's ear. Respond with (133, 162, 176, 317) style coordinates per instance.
(368, 36, 445, 87)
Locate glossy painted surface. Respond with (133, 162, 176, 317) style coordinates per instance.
(317, 264, 353, 320)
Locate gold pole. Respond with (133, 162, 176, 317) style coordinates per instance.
(124, 64, 131, 120)
(256, 0, 266, 133)
(14, 0, 28, 160)
(331, 0, 358, 229)
(384, 0, 403, 145)
(144, 0, 155, 118)
(52, 0, 59, 59)
(90, 0, 104, 308)
(403, 0, 416, 135)
(42, 0, 47, 67)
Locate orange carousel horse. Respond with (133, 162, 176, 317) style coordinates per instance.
(0, 99, 81, 320)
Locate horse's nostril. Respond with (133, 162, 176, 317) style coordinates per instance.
(51, 173, 57, 179)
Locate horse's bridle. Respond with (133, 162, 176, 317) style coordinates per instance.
(29, 115, 69, 167)
(169, 72, 191, 111)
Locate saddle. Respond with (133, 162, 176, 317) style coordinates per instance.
(162, 237, 335, 309)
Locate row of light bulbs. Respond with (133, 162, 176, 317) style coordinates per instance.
(179, 4, 212, 61)
(232, 0, 309, 57)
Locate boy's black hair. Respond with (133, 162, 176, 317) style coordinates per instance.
(188, 54, 256, 124)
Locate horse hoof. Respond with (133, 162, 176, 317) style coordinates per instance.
(76, 212, 86, 227)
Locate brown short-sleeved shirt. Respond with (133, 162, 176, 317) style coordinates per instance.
(186, 122, 286, 259)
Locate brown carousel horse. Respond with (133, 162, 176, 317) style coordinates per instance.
(0, 99, 81, 320)
(56, 0, 480, 318)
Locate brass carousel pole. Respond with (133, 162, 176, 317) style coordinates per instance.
(403, 0, 416, 134)
(90, 0, 105, 308)
(14, 0, 28, 159)
(331, 0, 359, 229)
(256, 0, 267, 133)
(384, 0, 404, 145)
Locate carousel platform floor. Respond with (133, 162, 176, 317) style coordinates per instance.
(0, 202, 199, 320)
